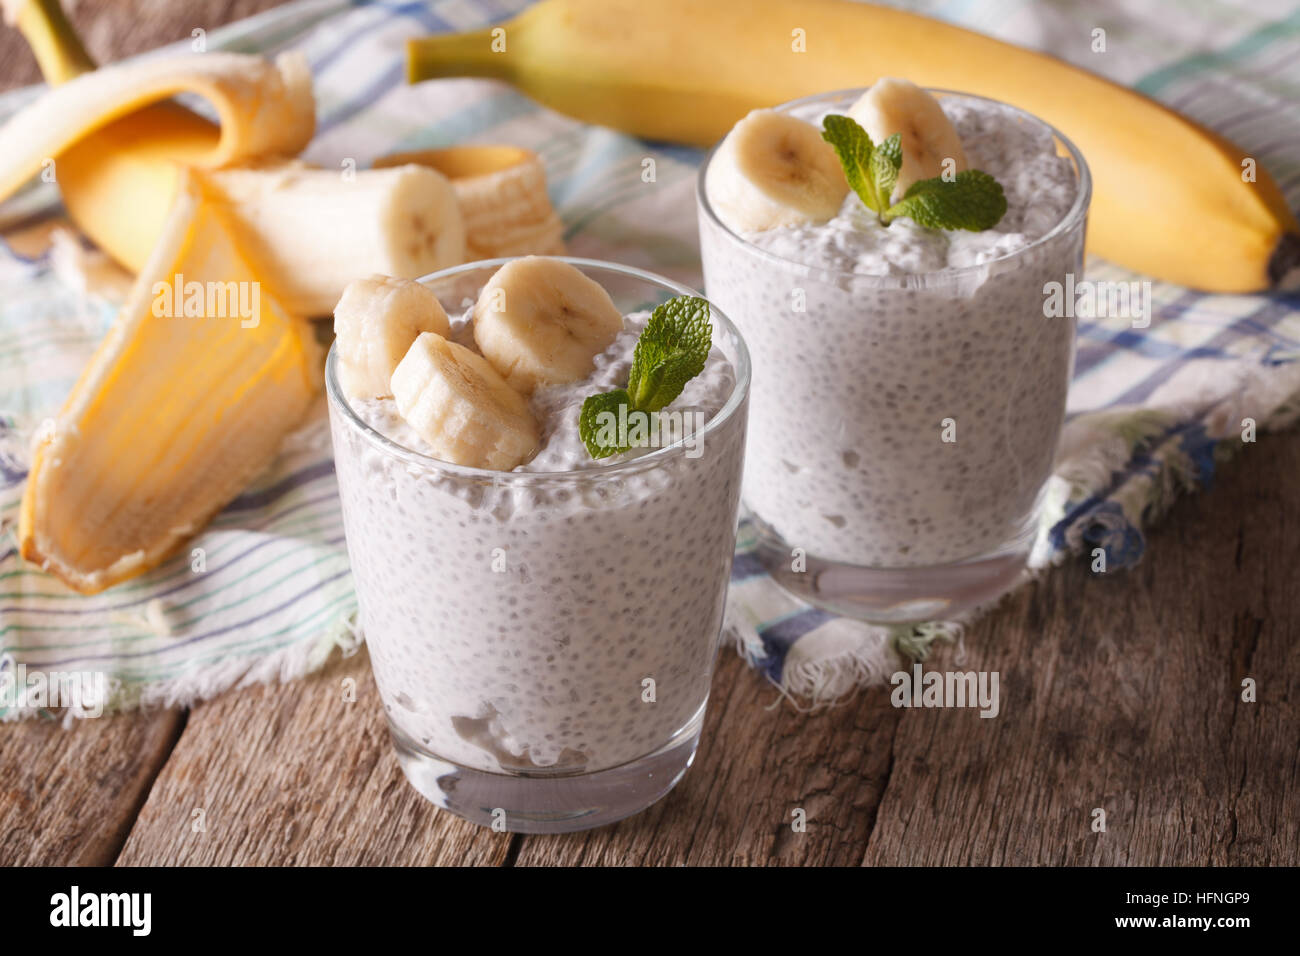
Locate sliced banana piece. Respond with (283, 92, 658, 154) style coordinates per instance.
(206, 161, 466, 317)
(375, 146, 566, 260)
(472, 256, 624, 394)
(705, 108, 848, 233)
(334, 275, 452, 400)
(848, 78, 967, 202)
(391, 331, 540, 471)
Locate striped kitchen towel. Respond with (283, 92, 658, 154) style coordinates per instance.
(2, 0, 1299, 717)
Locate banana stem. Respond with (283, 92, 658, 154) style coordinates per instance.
(8, 0, 96, 85)
(407, 30, 512, 84)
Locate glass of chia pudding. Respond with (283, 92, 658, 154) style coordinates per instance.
(697, 82, 1090, 622)
(326, 256, 749, 832)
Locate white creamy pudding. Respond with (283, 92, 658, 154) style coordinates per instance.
(327, 259, 748, 791)
(699, 86, 1087, 578)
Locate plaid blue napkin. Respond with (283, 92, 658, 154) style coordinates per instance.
(2, 0, 1298, 715)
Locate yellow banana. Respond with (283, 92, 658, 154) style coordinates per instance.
(1, 2, 467, 315)
(5, 3, 323, 592)
(409, 0, 1300, 293)
(0, 48, 314, 200)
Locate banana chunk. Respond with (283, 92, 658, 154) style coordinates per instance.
(705, 108, 848, 233)
(472, 256, 624, 394)
(849, 78, 967, 202)
(207, 161, 467, 318)
(334, 275, 452, 400)
(391, 332, 540, 471)
(376, 146, 566, 260)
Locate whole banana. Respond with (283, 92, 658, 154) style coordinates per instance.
(409, 0, 1300, 293)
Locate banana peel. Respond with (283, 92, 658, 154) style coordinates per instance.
(0, 47, 316, 278)
(1, 4, 540, 591)
(0, 50, 314, 200)
(3, 4, 323, 593)
(19, 168, 322, 593)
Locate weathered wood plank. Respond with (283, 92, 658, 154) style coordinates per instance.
(0, 709, 185, 865)
(511, 649, 902, 866)
(862, 433, 1300, 866)
(116, 648, 512, 865)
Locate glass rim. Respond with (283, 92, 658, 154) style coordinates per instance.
(324, 255, 752, 483)
(695, 86, 1093, 286)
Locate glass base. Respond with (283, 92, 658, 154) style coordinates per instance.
(751, 515, 1031, 623)
(388, 706, 705, 834)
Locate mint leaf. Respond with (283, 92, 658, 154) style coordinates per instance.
(821, 114, 888, 216)
(627, 296, 711, 413)
(579, 388, 635, 458)
(579, 295, 713, 459)
(869, 132, 902, 209)
(885, 169, 1007, 231)
(822, 114, 1007, 231)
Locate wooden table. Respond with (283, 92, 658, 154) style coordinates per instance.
(2, 1, 1296, 867)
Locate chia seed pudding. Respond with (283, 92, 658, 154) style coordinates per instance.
(699, 90, 1088, 574)
(326, 263, 748, 786)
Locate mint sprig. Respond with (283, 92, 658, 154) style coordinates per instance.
(821, 113, 1006, 231)
(579, 295, 712, 459)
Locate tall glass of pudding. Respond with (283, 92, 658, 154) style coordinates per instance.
(698, 85, 1090, 622)
(327, 257, 749, 832)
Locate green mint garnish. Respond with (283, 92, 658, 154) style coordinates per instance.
(820, 113, 1006, 231)
(579, 295, 712, 459)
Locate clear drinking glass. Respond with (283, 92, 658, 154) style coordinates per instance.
(326, 258, 750, 833)
(698, 89, 1091, 622)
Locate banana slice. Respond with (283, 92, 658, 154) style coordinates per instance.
(375, 146, 566, 260)
(334, 275, 452, 400)
(206, 161, 466, 317)
(704, 108, 848, 233)
(848, 78, 968, 201)
(472, 256, 624, 394)
(391, 331, 540, 471)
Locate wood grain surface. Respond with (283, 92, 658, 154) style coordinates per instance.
(0, 0, 1296, 867)
(115, 650, 512, 866)
(0, 709, 184, 865)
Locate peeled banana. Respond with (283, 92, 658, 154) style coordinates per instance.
(0, 3, 468, 318)
(704, 108, 848, 234)
(391, 331, 540, 471)
(408, 0, 1300, 292)
(4, 2, 574, 589)
(471, 256, 624, 393)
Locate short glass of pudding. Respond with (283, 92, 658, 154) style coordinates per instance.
(326, 256, 749, 833)
(698, 81, 1091, 622)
